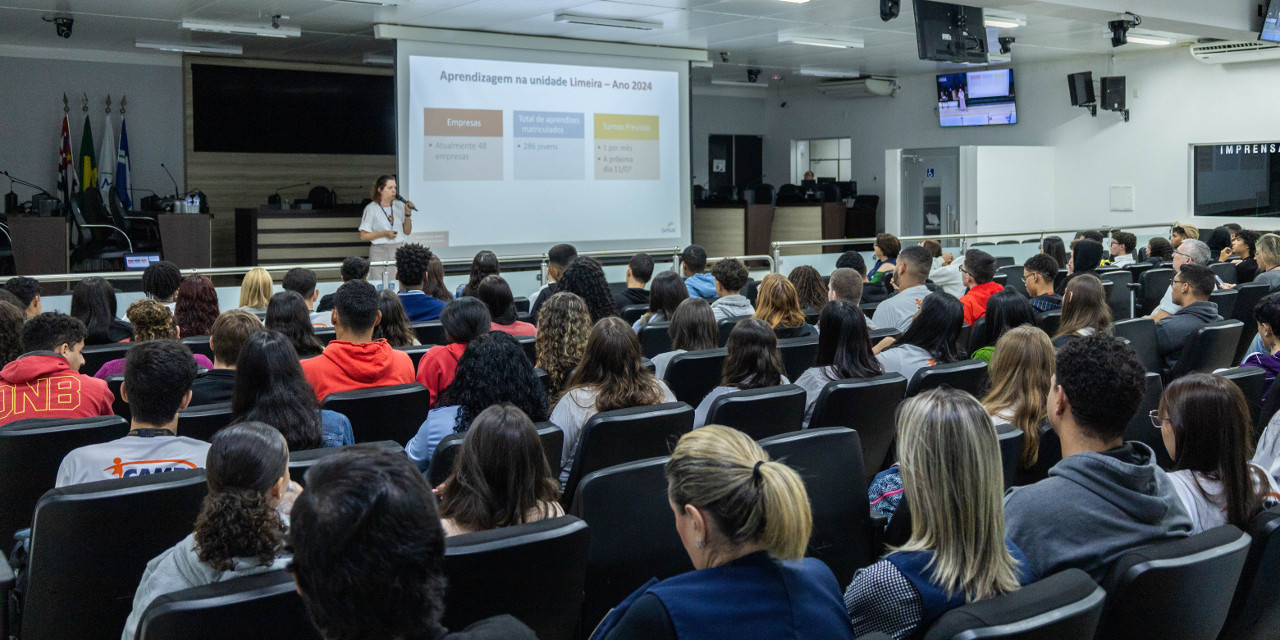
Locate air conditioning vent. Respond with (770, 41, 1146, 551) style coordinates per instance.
(816, 77, 897, 98)
(1190, 40, 1280, 64)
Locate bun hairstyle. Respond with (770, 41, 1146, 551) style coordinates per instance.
(194, 422, 289, 571)
(666, 425, 812, 560)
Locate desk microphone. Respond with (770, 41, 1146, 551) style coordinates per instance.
(160, 163, 181, 198)
(395, 194, 418, 211)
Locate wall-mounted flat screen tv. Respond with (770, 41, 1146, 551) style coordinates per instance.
(936, 68, 1017, 127)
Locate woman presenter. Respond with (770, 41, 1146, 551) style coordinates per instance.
(359, 175, 416, 269)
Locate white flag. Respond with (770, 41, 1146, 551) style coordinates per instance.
(97, 113, 115, 201)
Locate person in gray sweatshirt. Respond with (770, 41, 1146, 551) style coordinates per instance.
(1155, 263, 1222, 370)
(1004, 334, 1192, 583)
(709, 257, 755, 321)
(122, 423, 300, 640)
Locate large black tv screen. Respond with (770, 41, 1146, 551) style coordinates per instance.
(191, 64, 395, 155)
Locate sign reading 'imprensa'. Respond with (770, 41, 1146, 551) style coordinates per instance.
(1216, 143, 1280, 155)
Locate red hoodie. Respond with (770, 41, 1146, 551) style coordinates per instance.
(0, 353, 115, 426)
(302, 339, 417, 403)
(416, 342, 467, 405)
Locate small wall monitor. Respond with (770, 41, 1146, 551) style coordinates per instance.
(937, 69, 1017, 127)
(124, 253, 162, 271)
(1263, 0, 1280, 43)
(914, 0, 989, 64)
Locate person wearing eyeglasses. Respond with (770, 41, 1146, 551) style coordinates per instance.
(958, 249, 1002, 326)
(1148, 238, 1211, 323)
(1154, 264, 1222, 371)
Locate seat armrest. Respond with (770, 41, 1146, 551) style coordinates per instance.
(870, 512, 888, 556)
(1128, 282, 1142, 290)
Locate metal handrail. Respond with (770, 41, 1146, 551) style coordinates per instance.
(712, 254, 776, 272)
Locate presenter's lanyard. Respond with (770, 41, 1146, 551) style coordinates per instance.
(379, 203, 395, 227)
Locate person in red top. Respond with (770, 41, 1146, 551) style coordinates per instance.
(417, 297, 490, 404)
(302, 280, 415, 403)
(0, 312, 113, 426)
(477, 275, 537, 338)
(959, 249, 1004, 326)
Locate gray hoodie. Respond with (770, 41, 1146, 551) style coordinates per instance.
(711, 294, 755, 322)
(1004, 441, 1192, 582)
(1155, 300, 1221, 369)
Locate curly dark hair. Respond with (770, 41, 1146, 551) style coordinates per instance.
(438, 331, 548, 431)
(0, 301, 26, 367)
(195, 422, 288, 572)
(395, 243, 432, 288)
(141, 260, 182, 301)
(787, 265, 827, 312)
(556, 256, 619, 324)
(711, 258, 749, 293)
(3, 276, 40, 308)
(1054, 333, 1146, 441)
(175, 275, 220, 338)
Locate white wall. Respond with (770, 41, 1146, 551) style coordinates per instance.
(970, 146, 1056, 233)
(690, 91, 768, 189)
(0, 52, 184, 205)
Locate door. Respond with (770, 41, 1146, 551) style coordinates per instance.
(900, 148, 959, 237)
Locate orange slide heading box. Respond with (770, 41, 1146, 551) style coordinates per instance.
(424, 108, 503, 137)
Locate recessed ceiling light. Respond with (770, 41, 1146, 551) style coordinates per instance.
(553, 12, 661, 30)
(983, 14, 1025, 29)
(776, 0, 811, 4)
(181, 18, 301, 38)
(779, 33, 864, 48)
(323, 0, 407, 5)
(135, 39, 243, 55)
(1127, 34, 1174, 46)
(799, 67, 860, 78)
(711, 79, 769, 87)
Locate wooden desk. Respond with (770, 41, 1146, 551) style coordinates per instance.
(158, 214, 211, 269)
(235, 205, 366, 266)
(771, 203, 847, 254)
(8, 216, 68, 295)
(692, 204, 775, 258)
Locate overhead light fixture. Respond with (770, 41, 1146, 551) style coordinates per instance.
(799, 67, 860, 78)
(983, 14, 1025, 29)
(690, 60, 714, 68)
(553, 12, 661, 30)
(181, 18, 301, 38)
(323, 0, 406, 5)
(778, 33, 864, 48)
(1127, 33, 1174, 46)
(363, 52, 394, 65)
(135, 39, 243, 55)
(711, 78, 769, 88)
(776, 0, 810, 3)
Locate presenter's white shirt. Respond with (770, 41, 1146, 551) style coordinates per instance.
(56, 435, 211, 487)
(359, 201, 408, 245)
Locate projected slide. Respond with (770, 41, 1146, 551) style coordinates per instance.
(404, 56, 681, 250)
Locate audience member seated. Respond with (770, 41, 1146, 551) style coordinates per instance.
(406, 331, 548, 468)
(1040, 236, 1068, 275)
(593, 425, 856, 640)
(265, 291, 325, 359)
(530, 243, 577, 323)
(71, 276, 133, 344)
(789, 265, 828, 316)
(288, 447, 537, 640)
(651, 298, 718, 378)
(94, 300, 213, 379)
(634, 270, 688, 332)
(1146, 236, 1174, 265)
(551, 317, 676, 482)
(1158, 374, 1280, 535)
(826, 268, 866, 312)
(436, 404, 564, 535)
(418, 298, 491, 405)
(1150, 238, 1213, 322)
(869, 233, 901, 285)
(874, 292, 963, 384)
(753, 273, 817, 340)
(283, 267, 331, 328)
(425, 254, 456, 305)
(302, 280, 415, 402)
(142, 260, 182, 314)
(1110, 231, 1138, 267)
(372, 289, 421, 347)
(1, 312, 112, 426)
(796, 301, 882, 426)
(847, 388, 1033, 639)
(710, 258, 753, 321)
(190, 310, 263, 406)
(0, 298, 23, 368)
(693, 318, 789, 428)
(395, 244, 446, 322)
(1004, 335, 1192, 582)
(478, 275, 536, 337)
(983, 326, 1056, 485)
(1052, 275, 1112, 350)
(681, 244, 717, 299)
(175, 275, 220, 338)
(1206, 226, 1233, 262)
(238, 267, 274, 314)
(56, 339, 203, 486)
(317, 257, 368, 313)
(1155, 264, 1221, 370)
(1230, 229, 1260, 284)
(558, 256, 620, 324)
(1059, 239, 1103, 295)
(920, 239, 964, 297)
(1023, 254, 1062, 312)
(1171, 222, 1200, 250)
(871, 246, 933, 334)
(837, 251, 889, 305)
(122, 422, 298, 640)
(614, 253, 654, 311)
(232, 331, 354, 450)
(969, 290, 1036, 363)
(535, 292, 591, 402)
(1243, 293, 1280, 404)
(456, 250, 501, 298)
(959, 249, 1002, 325)
(3, 276, 41, 317)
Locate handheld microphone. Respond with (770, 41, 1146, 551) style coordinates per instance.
(160, 163, 181, 198)
(395, 194, 418, 211)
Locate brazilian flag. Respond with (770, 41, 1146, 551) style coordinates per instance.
(77, 112, 96, 207)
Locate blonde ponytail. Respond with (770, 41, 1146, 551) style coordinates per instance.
(666, 426, 812, 560)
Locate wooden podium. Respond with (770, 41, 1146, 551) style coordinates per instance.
(158, 213, 212, 269)
(8, 216, 69, 295)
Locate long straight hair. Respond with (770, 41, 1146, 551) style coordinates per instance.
(1055, 274, 1112, 339)
(230, 331, 324, 451)
(814, 300, 883, 381)
(895, 387, 1023, 601)
(643, 271, 688, 324)
(982, 326, 1054, 468)
(564, 317, 667, 412)
(424, 254, 455, 303)
(668, 298, 718, 351)
(891, 292, 962, 363)
(372, 289, 418, 347)
(978, 290, 1036, 349)
(1041, 236, 1067, 270)
(461, 251, 501, 299)
(239, 268, 273, 310)
(71, 276, 123, 345)
(265, 291, 324, 358)
(721, 318, 785, 389)
(753, 273, 806, 329)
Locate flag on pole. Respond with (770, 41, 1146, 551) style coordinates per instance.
(116, 117, 133, 210)
(77, 112, 96, 203)
(97, 113, 115, 201)
(57, 113, 76, 206)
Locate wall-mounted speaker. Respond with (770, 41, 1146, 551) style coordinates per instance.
(1067, 71, 1094, 106)
(1100, 76, 1126, 112)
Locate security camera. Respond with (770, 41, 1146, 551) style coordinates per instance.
(719, 51, 730, 63)
(880, 0, 901, 22)
(747, 68, 761, 83)
(998, 36, 1015, 55)
(1108, 12, 1141, 47)
(44, 16, 73, 39)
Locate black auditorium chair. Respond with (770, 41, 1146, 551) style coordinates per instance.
(1123, 371, 1169, 468)
(1098, 269, 1134, 320)
(176, 402, 234, 442)
(996, 423, 1023, 489)
(906, 359, 989, 398)
(442, 517, 589, 640)
(517, 335, 537, 363)
(922, 568, 1104, 640)
(663, 348, 728, 408)
(14, 470, 209, 640)
(705, 384, 806, 440)
(777, 336, 819, 381)
(1220, 505, 1280, 638)
(808, 374, 909, 481)
(79, 342, 132, 378)
(1095, 525, 1251, 640)
(638, 322, 673, 359)
(868, 326, 901, 342)
(1114, 317, 1163, 373)
(105, 374, 130, 420)
(1140, 268, 1175, 316)
(965, 317, 989, 353)
(1034, 310, 1062, 337)
(321, 383, 431, 446)
(514, 296, 530, 314)
(135, 570, 318, 640)
(288, 441, 402, 488)
(570, 456, 692, 633)
(759, 427, 876, 585)
(1219, 367, 1265, 429)
(1164, 320, 1243, 381)
(717, 316, 748, 347)
(560, 402, 693, 508)
(0, 415, 129, 545)
(429, 425, 561, 488)
(1232, 283, 1270, 363)
(396, 344, 432, 370)
(313, 328, 336, 345)
(997, 265, 1026, 295)
(1126, 261, 1156, 283)
(181, 336, 214, 362)
(411, 321, 447, 346)
(1210, 288, 1238, 320)
(1211, 261, 1238, 285)
(620, 304, 648, 324)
